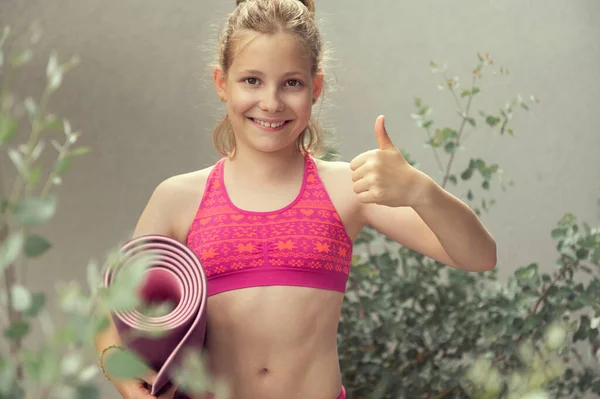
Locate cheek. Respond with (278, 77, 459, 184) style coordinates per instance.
(228, 86, 255, 112)
(286, 92, 313, 115)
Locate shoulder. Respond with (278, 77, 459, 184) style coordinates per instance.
(312, 157, 366, 237)
(155, 165, 215, 201)
(133, 164, 217, 242)
(312, 157, 354, 183)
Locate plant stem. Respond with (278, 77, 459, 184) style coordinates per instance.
(7, 88, 50, 209)
(441, 75, 476, 189)
(442, 73, 465, 115)
(530, 260, 576, 316)
(423, 127, 445, 173)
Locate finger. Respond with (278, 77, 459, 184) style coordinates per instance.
(141, 369, 158, 384)
(375, 115, 394, 150)
(352, 177, 371, 194)
(157, 385, 178, 399)
(349, 153, 368, 171)
(356, 190, 377, 204)
(124, 384, 155, 399)
(351, 163, 369, 182)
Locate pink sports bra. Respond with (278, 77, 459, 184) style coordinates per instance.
(185, 153, 353, 297)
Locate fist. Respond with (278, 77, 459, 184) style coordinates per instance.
(349, 115, 431, 208)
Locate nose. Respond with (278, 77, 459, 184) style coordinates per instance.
(258, 87, 284, 113)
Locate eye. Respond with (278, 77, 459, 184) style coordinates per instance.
(284, 79, 303, 87)
(243, 77, 260, 85)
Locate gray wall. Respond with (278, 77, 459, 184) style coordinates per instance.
(1, 0, 600, 397)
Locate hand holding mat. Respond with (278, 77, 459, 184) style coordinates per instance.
(104, 234, 208, 397)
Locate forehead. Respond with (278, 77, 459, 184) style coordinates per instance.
(229, 32, 311, 75)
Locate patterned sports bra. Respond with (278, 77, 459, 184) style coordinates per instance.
(185, 153, 353, 297)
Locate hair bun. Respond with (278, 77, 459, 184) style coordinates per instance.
(235, 0, 315, 13)
(299, 0, 315, 13)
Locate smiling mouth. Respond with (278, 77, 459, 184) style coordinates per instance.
(249, 117, 290, 130)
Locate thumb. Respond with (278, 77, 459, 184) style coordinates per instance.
(374, 115, 394, 150)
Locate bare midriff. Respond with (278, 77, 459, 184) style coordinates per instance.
(200, 286, 344, 399)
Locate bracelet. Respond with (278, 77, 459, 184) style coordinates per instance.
(98, 344, 124, 381)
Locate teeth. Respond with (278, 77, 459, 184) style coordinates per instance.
(253, 118, 286, 128)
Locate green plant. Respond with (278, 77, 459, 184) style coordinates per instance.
(0, 23, 217, 399)
(337, 53, 600, 398)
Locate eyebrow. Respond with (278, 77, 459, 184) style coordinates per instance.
(239, 69, 308, 78)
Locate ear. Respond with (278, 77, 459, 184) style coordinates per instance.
(213, 66, 227, 102)
(311, 69, 324, 105)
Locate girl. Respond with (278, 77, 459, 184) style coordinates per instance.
(95, 0, 497, 398)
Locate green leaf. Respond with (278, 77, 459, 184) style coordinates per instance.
(24, 234, 51, 257)
(0, 115, 18, 144)
(93, 314, 110, 334)
(54, 155, 72, 175)
(444, 141, 456, 154)
(515, 263, 539, 282)
(485, 115, 501, 127)
(70, 146, 91, 156)
(461, 167, 474, 181)
(551, 228, 566, 240)
(24, 97, 38, 122)
(27, 164, 43, 186)
(103, 255, 151, 312)
(482, 181, 490, 190)
(0, 231, 24, 272)
(10, 285, 32, 312)
(448, 175, 458, 185)
(87, 260, 101, 295)
(573, 315, 590, 342)
(13, 196, 57, 226)
(466, 117, 476, 127)
(43, 114, 64, 132)
(103, 349, 150, 380)
(420, 120, 434, 129)
(61, 352, 84, 376)
(4, 320, 30, 340)
(75, 385, 100, 399)
(47, 66, 64, 91)
(23, 292, 45, 317)
(467, 190, 474, 201)
(0, 357, 16, 396)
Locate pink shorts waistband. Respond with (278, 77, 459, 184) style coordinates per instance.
(337, 385, 346, 399)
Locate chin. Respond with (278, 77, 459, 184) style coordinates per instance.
(250, 140, 298, 155)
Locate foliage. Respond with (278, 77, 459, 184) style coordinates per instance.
(337, 53, 600, 398)
(0, 23, 216, 399)
(2, 21, 598, 399)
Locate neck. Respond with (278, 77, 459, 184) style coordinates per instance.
(226, 145, 306, 183)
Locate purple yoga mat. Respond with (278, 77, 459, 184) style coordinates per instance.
(104, 234, 207, 396)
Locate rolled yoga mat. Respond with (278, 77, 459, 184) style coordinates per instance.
(104, 234, 208, 397)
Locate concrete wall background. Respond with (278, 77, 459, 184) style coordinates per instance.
(1, 0, 599, 397)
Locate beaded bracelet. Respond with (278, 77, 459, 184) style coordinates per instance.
(98, 344, 124, 381)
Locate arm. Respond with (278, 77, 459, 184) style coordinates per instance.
(94, 178, 178, 397)
(360, 176, 497, 271)
(351, 115, 497, 272)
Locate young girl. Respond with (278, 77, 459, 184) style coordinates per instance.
(95, 0, 497, 398)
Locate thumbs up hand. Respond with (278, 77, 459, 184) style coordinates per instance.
(349, 115, 433, 208)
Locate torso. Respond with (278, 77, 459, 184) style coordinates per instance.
(167, 157, 363, 399)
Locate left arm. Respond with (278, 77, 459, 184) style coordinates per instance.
(360, 176, 497, 271)
(351, 115, 497, 272)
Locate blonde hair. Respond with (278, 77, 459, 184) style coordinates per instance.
(212, 0, 327, 158)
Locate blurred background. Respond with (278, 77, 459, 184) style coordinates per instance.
(1, 0, 599, 398)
